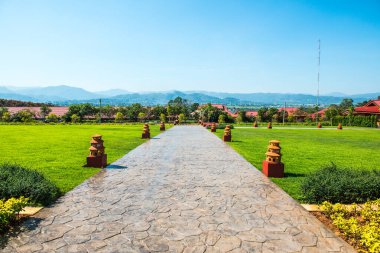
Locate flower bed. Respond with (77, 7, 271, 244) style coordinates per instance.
(318, 200, 380, 253)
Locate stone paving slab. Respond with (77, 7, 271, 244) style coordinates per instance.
(1, 126, 355, 252)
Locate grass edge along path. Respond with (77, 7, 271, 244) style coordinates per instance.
(0, 124, 168, 194)
(214, 127, 380, 202)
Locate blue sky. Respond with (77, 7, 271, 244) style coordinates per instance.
(0, 0, 379, 94)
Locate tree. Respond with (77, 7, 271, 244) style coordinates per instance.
(0, 107, 9, 118)
(160, 113, 166, 123)
(46, 113, 59, 123)
(218, 114, 226, 124)
(258, 107, 268, 122)
(152, 105, 166, 120)
(102, 105, 116, 119)
(178, 113, 185, 123)
(115, 112, 124, 123)
(40, 105, 52, 118)
(128, 103, 144, 121)
(71, 114, 80, 123)
(11, 109, 35, 122)
(138, 112, 146, 122)
(325, 106, 339, 125)
(267, 108, 279, 122)
(235, 114, 243, 124)
(1, 112, 10, 122)
(339, 98, 354, 110)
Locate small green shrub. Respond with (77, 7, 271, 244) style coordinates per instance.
(0, 197, 29, 232)
(301, 164, 380, 204)
(0, 164, 60, 206)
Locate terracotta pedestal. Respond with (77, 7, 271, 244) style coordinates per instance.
(87, 154, 107, 168)
(262, 160, 284, 178)
(223, 135, 231, 142)
(142, 132, 150, 139)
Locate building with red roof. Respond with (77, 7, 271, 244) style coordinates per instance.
(7, 107, 69, 119)
(245, 111, 258, 118)
(209, 104, 237, 117)
(354, 100, 380, 118)
(310, 108, 329, 120)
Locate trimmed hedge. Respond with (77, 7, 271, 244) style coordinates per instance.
(0, 164, 60, 206)
(301, 164, 380, 204)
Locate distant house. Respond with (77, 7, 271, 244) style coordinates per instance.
(354, 100, 380, 119)
(6, 107, 69, 119)
(245, 111, 258, 118)
(310, 108, 328, 120)
(210, 104, 237, 118)
(278, 107, 308, 122)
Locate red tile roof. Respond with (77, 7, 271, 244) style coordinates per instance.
(354, 100, 380, 114)
(7, 107, 69, 118)
(245, 111, 258, 117)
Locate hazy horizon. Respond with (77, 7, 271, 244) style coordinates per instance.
(1, 0, 379, 94)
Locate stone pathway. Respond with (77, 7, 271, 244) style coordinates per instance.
(2, 126, 355, 253)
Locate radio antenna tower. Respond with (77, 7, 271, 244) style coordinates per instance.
(316, 39, 321, 123)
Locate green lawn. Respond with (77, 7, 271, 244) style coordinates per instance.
(0, 124, 165, 193)
(214, 127, 380, 202)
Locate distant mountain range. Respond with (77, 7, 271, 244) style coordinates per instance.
(0, 85, 378, 106)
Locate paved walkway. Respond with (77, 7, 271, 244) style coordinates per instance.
(2, 126, 355, 253)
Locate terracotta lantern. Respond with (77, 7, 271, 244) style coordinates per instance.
(223, 125, 232, 142)
(142, 123, 150, 139)
(253, 121, 258, 128)
(210, 123, 216, 132)
(160, 122, 165, 131)
(317, 122, 322, 128)
(262, 140, 284, 178)
(87, 134, 107, 168)
(267, 122, 272, 129)
(337, 123, 343, 130)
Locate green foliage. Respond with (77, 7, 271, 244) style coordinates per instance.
(332, 115, 377, 128)
(137, 112, 146, 122)
(40, 105, 52, 118)
(322, 199, 380, 252)
(160, 113, 166, 123)
(0, 197, 29, 232)
(65, 103, 98, 122)
(178, 113, 185, 123)
(11, 109, 35, 122)
(114, 112, 124, 123)
(71, 114, 80, 123)
(45, 113, 59, 123)
(1, 112, 10, 122)
(301, 164, 380, 204)
(0, 164, 60, 205)
(218, 114, 225, 124)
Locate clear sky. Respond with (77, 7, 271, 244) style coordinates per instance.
(0, 0, 379, 94)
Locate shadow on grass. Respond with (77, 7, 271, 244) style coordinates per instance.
(0, 217, 42, 249)
(285, 172, 306, 178)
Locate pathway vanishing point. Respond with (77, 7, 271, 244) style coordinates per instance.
(2, 126, 355, 253)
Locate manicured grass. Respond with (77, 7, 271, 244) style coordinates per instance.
(214, 127, 380, 202)
(0, 124, 165, 193)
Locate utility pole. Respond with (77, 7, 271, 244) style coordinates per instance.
(316, 39, 321, 124)
(282, 102, 286, 125)
(99, 99, 102, 123)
